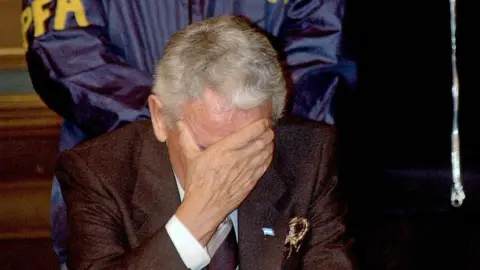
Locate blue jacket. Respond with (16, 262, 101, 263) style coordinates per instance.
(22, 0, 355, 263)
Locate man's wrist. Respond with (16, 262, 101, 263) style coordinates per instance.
(165, 215, 210, 269)
(175, 199, 223, 246)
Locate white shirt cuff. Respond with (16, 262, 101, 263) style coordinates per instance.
(166, 215, 211, 270)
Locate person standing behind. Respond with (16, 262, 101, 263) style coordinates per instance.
(56, 15, 353, 269)
(21, 0, 355, 267)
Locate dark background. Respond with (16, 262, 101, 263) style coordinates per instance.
(339, 0, 480, 269)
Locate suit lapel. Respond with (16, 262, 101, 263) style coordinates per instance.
(131, 127, 181, 244)
(238, 163, 291, 270)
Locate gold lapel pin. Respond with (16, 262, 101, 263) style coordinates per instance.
(284, 217, 310, 259)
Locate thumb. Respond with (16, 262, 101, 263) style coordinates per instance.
(177, 121, 201, 160)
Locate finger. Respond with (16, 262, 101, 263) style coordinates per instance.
(252, 153, 273, 179)
(177, 121, 201, 160)
(253, 164, 269, 180)
(236, 147, 273, 185)
(238, 128, 274, 158)
(231, 139, 273, 186)
(218, 118, 270, 150)
(239, 153, 272, 190)
(246, 144, 274, 170)
(231, 151, 272, 199)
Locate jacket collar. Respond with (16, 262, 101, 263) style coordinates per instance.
(131, 126, 180, 242)
(238, 153, 290, 269)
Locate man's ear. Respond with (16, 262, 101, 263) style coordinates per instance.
(148, 94, 168, 142)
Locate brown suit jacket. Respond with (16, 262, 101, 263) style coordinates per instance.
(56, 117, 354, 270)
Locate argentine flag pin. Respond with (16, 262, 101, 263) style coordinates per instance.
(262, 227, 275, 237)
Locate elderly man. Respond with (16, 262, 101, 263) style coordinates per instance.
(56, 15, 353, 270)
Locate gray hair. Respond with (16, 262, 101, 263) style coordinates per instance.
(152, 15, 286, 128)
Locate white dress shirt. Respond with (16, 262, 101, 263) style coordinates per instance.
(166, 175, 238, 270)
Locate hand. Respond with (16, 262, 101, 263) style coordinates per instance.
(175, 119, 274, 245)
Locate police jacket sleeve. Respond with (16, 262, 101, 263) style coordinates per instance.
(280, 0, 357, 123)
(22, 0, 152, 138)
